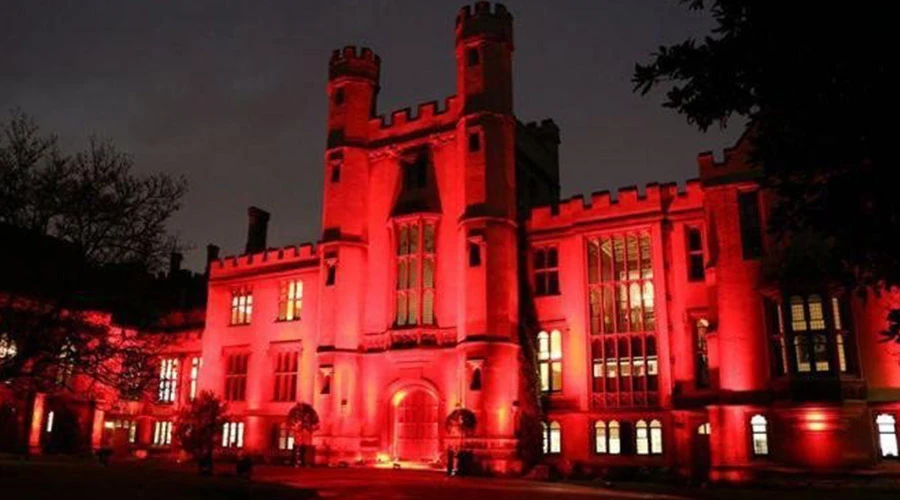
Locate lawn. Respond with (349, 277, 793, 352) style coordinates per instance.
(0, 456, 317, 500)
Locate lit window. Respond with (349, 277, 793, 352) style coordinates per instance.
(543, 421, 561, 454)
(636, 420, 649, 455)
(608, 420, 621, 454)
(695, 318, 710, 388)
(46, 410, 55, 433)
(650, 419, 663, 454)
(785, 294, 850, 374)
(876, 413, 898, 458)
(189, 357, 201, 400)
(222, 421, 244, 448)
(537, 330, 562, 393)
(395, 220, 437, 327)
(697, 422, 711, 435)
(277, 422, 295, 450)
(750, 414, 769, 456)
(230, 288, 253, 325)
(153, 420, 172, 446)
(278, 280, 303, 321)
(0, 333, 16, 360)
(686, 227, 705, 281)
(224, 353, 249, 401)
(533, 247, 560, 296)
(587, 232, 658, 407)
(594, 421, 607, 454)
(273, 350, 300, 402)
(56, 342, 76, 386)
(158, 358, 179, 403)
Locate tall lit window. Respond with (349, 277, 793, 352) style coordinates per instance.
(278, 280, 303, 321)
(230, 287, 252, 325)
(750, 414, 769, 456)
(224, 352, 249, 402)
(46, 410, 55, 433)
(395, 219, 437, 327)
(650, 419, 663, 454)
(0, 333, 16, 360)
(537, 329, 562, 393)
(594, 420, 621, 454)
(876, 413, 898, 458)
(779, 294, 853, 375)
(588, 232, 658, 408)
(158, 358, 178, 403)
(273, 350, 299, 402)
(277, 422, 295, 450)
(686, 227, 705, 281)
(635, 419, 662, 455)
(153, 420, 172, 446)
(533, 247, 560, 296)
(222, 421, 244, 448)
(636, 420, 650, 455)
(189, 357, 201, 400)
(695, 319, 710, 388)
(111, 419, 137, 444)
(543, 421, 561, 454)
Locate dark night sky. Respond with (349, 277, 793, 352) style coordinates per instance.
(0, 0, 740, 271)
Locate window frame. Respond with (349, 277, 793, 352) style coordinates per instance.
(157, 357, 179, 403)
(229, 287, 253, 326)
(224, 352, 249, 402)
(876, 413, 899, 459)
(543, 421, 561, 454)
(537, 329, 563, 394)
(750, 414, 769, 457)
(393, 217, 438, 328)
(277, 279, 304, 322)
(533, 246, 560, 297)
(685, 226, 705, 282)
(272, 349, 300, 403)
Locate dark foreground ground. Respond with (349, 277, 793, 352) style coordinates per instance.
(2, 456, 899, 500)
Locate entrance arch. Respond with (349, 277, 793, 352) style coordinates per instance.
(390, 387, 439, 462)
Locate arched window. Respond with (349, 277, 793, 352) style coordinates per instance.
(537, 330, 562, 393)
(594, 421, 607, 454)
(470, 368, 482, 391)
(750, 414, 769, 456)
(635, 420, 649, 455)
(608, 420, 621, 454)
(650, 419, 663, 454)
(543, 421, 561, 454)
(876, 413, 899, 458)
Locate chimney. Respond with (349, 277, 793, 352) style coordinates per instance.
(205, 244, 220, 275)
(168, 251, 183, 278)
(245, 206, 270, 254)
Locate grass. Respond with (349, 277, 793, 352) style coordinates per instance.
(0, 455, 317, 500)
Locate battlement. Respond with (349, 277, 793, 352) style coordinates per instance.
(368, 96, 461, 141)
(697, 126, 762, 185)
(520, 118, 560, 146)
(210, 243, 319, 279)
(329, 45, 381, 82)
(456, 2, 513, 42)
(528, 180, 704, 229)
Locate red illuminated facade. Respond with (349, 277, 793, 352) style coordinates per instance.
(9, 2, 900, 482)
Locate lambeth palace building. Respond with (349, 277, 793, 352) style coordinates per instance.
(6, 2, 900, 483)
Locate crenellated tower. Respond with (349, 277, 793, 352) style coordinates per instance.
(454, 2, 521, 465)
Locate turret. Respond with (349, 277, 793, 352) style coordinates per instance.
(455, 2, 513, 115)
(327, 46, 380, 148)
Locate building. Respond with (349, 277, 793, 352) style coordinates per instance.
(7, 2, 900, 483)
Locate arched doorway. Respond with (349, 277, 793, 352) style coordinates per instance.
(392, 388, 439, 462)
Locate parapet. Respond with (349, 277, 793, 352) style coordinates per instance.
(329, 45, 381, 82)
(520, 119, 560, 147)
(456, 2, 513, 43)
(697, 125, 762, 185)
(210, 243, 319, 280)
(368, 96, 462, 143)
(528, 181, 704, 230)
